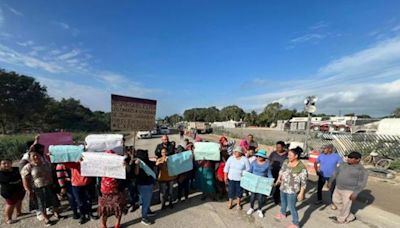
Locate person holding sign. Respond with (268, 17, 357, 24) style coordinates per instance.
(194, 140, 217, 201)
(98, 150, 127, 228)
(246, 150, 273, 218)
(224, 146, 250, 210)
(274, 147, 307, 228)
(134, 149, 156, 226)
(156, 148, 176, 209)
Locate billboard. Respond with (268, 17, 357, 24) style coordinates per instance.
(111, 94, 157, 131)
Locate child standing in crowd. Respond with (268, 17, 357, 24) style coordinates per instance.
(275, 147, 307, 228)
(224, 146, 250, 210)
(0, 158, 26, 224)
(246, 148, 256, 164)
(56, 163, 79, 219)
(21, 145, 64, 226)
(98, 150, 127, 228)
(156, 148, 176, 209)
(247, 150, 272, 218)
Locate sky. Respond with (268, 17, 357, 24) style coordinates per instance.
(1, 0, 400, 118)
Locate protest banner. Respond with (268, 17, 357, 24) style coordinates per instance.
(240, 171, 274, 196)
(167, 151, 193, 176)
(194, 142, 220, 161)
(49, 145, 84, 163)
(38, 132, 73, 161)
(81, 152, 126, 179)
(85, 134, 124, 155)
(111, 94, 157, 132)
(139, 159, 156, 179)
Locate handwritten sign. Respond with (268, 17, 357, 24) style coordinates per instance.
(81, 152, 126, 179)
(194, 142, 220, 161)
(139, 159, 156, 179)
(167, 151, 193, 176)
(38, 132, 73, 161)
(111, 94, 157, 131)
(240, 171, 274, 196)
(49, 145, 84, 163)
(85, 134, 124, 155)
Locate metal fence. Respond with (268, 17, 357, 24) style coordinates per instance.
(212, 127, 400, 159)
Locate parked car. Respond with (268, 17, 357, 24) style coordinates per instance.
(137, 130, 152, 139)
(159, 127, 170, 135)
(151, 128, 159, 135)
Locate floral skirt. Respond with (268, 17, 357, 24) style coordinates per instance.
(98, 191, 127, 217)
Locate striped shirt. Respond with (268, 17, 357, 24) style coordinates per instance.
(56, 164, 71, 188)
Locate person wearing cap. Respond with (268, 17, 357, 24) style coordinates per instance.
(328, 151, 368, 224)
(246, 150, 272, 218)
(224, 146, 250, 210)
(314, 144, 343, 209)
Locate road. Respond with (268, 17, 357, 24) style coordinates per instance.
(1, 134, 399, 227)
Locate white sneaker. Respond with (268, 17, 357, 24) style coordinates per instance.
(37, 214, 44, 221)
(247, 208, 254, 215)
(257, 210, 264, 218)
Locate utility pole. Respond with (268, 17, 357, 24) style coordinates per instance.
(304, 96, 317, 155)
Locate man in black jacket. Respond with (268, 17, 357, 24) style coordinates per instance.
(155, 135, 175, 158)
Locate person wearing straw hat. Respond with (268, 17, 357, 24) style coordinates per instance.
(224, 146, 250, 210)
(246, 149, 273, 218)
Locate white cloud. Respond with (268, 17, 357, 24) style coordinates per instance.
(239, 36, 400, 116)
(392, 25, 400, 32)
(16, 40, 34, 47)
(36, 75, 161, 112)
(7, 6, 23, 16)
(0, 44, 64, 73)
(54, 21, 70, 30)
(309, 21, 329, 30)
(290, 33, 325, 43)
(52, 21, 79, 37)
(57, 49, 81, 60)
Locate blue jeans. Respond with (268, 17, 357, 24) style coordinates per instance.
(137, 185, 153, 219)
(65, 183, 78, 213)
(280, 191, 299, 225)
(228, 180, 242, 199)
(250, 193, 265, 210)
(72, 185, 92, 217)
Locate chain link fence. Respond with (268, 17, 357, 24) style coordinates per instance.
(212, 127, 400, 159)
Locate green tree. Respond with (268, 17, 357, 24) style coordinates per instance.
(244, 110, 258, 126)
(0, 70, 48, 133)
(258, 102, 282, 127)
(219, 105, 245, 121)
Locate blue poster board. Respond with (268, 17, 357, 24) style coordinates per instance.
(194, 142, 220, 161)
(240, 171, 274, 196)
(49, 145, 84, 163)
(167, 151, 193, 176)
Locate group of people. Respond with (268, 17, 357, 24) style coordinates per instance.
(0, 133, 369, 228)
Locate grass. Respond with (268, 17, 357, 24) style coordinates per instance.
(0, 132, 88, 161)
